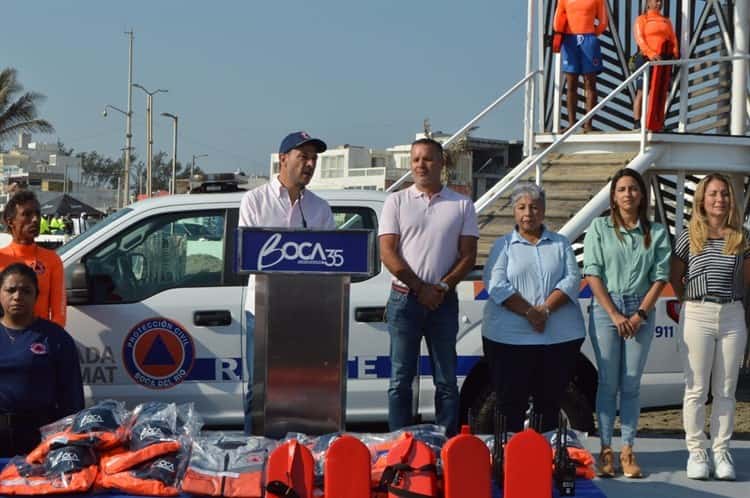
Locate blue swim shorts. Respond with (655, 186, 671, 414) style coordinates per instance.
(561, 34, 603, 75)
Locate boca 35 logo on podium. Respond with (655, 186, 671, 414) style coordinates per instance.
(258, 233, 343, 270)
(238, 228, 372, 275)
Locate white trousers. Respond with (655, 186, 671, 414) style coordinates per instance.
(681, 301, 747, 453)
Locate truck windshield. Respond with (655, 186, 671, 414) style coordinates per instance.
(57, 208, 134, 257)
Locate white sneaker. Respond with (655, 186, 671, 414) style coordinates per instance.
(686, 449, 711, 480)
(713, 451, 736, 481)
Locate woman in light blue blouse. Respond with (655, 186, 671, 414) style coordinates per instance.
(482, 182, 585, 433)
(583, 168, 671, 478)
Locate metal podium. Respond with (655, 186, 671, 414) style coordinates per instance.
(237, 228, 374, 438)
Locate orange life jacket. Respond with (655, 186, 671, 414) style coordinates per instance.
(265, 440, 314, 498)
(0, 447, 98, 495)
(553, 446, 596, 480)
(100, 422, 182, 474)
(377, 433, 438, 498)
(181, 439, 268, 498)
(98, 454, 181, 496)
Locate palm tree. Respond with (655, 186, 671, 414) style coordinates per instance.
(0, 68, 54, 145)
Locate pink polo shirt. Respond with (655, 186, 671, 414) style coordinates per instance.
(239, 176, 335, 312)
(378, 185, 479, 286)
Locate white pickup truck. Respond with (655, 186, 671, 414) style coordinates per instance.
(60, 189, 686, 431)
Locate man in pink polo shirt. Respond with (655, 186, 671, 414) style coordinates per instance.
(379, 138, 479, 436)
(238, 131, 335, 435)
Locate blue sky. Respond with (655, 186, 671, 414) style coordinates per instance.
(3, 0, 529, 175)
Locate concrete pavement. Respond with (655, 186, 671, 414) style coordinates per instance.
(583, 436, 750, 498)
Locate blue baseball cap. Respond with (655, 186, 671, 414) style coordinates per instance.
(279, 131, 327, 154)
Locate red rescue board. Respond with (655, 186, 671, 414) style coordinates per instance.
(324, 435, 371, 498)
(503, 429, 552, 498)
(441, 425, 491, 498)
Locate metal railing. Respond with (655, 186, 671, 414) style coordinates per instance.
(474, 53, 750, 216)
(639, 53, 750, 152)
(386, 70, 542, 192)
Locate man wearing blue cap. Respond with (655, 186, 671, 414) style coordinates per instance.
(237, 131, 335, 434)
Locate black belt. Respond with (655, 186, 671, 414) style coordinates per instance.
(692, 295, 740, 304)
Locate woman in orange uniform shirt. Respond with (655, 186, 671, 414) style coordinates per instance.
(632, 0, 679, 126)
(554, 0, 608, 133)
(0, 190, 66, 327)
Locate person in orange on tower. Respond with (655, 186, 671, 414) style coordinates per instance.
(632, 0, 679, 127)
(0, 190, 66, 327)
(554, 0, 608, 133)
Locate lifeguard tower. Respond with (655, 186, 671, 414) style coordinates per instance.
(385, 0, 749, 433)
(390, 0, 749, 261)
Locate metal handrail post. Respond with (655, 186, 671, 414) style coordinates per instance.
(474, 53, 750, 215)
(475, 64, 651, 214)
(386, 71, 540, 192)
(523, 0, 535, 158)
(640, 68, 649, 154)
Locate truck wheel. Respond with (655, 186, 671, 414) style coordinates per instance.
(560, 382, 596, 433)
(467, 383, 595, 434)
(468, 385, 496, 434)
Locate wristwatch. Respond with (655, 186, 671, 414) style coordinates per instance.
(637, 308, 648, 320)
(438, 281, 450, 292)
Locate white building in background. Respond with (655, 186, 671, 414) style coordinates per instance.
(271, 144, 396, 191)
(0, 133, 116, 213)
(268, 133, 521, 198)
(0, 133, 83, 192)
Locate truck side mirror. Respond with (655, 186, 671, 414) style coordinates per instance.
(66, 261, 89, 305)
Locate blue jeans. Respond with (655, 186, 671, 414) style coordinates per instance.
(244, 311, 255, 435)
(589, 294, 654, 447)
(386, 289, 459, 436)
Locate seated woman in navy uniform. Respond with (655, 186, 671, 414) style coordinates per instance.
(0, 263, 84, 457)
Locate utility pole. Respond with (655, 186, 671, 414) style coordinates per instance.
(161, 113, 178, 194)
(146, 94, 152, 196)
(124, 30, 134, 207)
(132, 84, 167, 198)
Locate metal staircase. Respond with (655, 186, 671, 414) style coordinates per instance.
(387, 1, 749, 259)
(477, 151, 635, 262)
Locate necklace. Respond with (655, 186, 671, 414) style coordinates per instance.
(1, 321, 30, 343)
(2, 324, 18, 343)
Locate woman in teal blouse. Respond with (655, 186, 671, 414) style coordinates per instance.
(583, 168, 671, 478)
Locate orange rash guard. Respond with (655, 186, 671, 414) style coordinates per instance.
(635, 10, 679, 60)
(0, 242, 66, 327)
(554, 0, 608, 36)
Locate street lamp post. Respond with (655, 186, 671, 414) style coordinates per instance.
(125, 30, 134, 206)
(161, 112, 178, 194)
(132, 84, 167, 198)
(103, 104, 132, 206)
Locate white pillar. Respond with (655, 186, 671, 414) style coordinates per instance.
(675, 171, 686, 236)
(729, 174, 745, 215)
(523, 0, 535, 157)
(537, 0, 545, 133)
(678, 0, 692, 132)
(731, 0, 749, 135)
(553, 54, 562, 133)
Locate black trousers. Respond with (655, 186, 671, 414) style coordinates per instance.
(0, 419, 43, 457)
(483, 337, 584, 433)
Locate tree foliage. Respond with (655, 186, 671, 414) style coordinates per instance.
(0, 68, 54, 145)
(48, 142, 205, 194)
